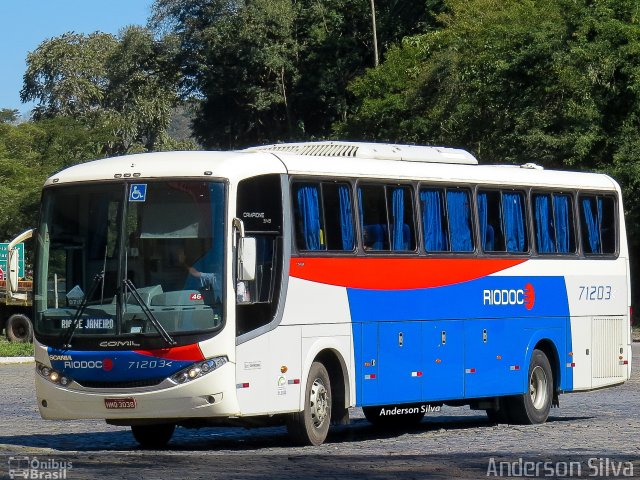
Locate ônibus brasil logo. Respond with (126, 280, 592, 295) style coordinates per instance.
(482, 283, 535, 310)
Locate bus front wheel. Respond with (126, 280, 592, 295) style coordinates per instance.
(287, 361, 332, 446)
(131, 424, 175, 449)
(506, 349, 553, 424)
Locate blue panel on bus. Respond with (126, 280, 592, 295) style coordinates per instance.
(46, 348, 194, 383)
(347, 276, 569, 322)
(376, 322, 422, 404)
(349, 275, 574, 406)
(421, 321, 464, 401)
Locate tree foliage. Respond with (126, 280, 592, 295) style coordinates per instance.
(0, 109, 20, 124)
(340, 0, 640, 169)
(150, 0, 439, 148)
(21, 27, 189, 155)
(0, 117, 109, 239)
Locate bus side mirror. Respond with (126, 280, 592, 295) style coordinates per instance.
(8, 249, 19, 293)
(238, 237, 256, 281)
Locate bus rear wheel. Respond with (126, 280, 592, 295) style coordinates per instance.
(131, 424, 175, 449)
(6, 314, 33, 343)
(287, 361, 332, 446)
(506, 349, 553, 424)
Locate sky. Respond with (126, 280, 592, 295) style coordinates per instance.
(0, 0, 154, 115)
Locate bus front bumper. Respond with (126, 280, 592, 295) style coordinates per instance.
(35, 364, 240, 420)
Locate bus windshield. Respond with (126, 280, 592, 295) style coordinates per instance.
(34, 181, 225, 342)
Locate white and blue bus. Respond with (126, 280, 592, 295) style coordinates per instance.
(33, 142, 632, 447)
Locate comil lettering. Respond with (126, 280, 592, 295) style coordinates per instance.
(482, 283, 535, 310)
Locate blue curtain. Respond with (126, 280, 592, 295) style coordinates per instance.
(554, 195, 570, 253)
(297, 185, 322, 250)
(478, 192, 489, 250)
(338, 185, 354, 250)
(421, 190, 447, 251)
(447, 191, 473, 251)
(391, 188, 406, 250)
(582, 197, 600, 253)
(534, 195, 555, 253)
(503, 193, 525, 252)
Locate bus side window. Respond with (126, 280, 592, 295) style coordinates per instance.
(293, 183, 324, 251)
(292, 181, 355, 252)
(533, 192, 576, 254)
(358, 184, 416, 252)
(477, 190, 527, 253)
(446, 189, 474, 252)
(420, 187, 474, 253)
(420, 188, 449, 252)
(477, 190, 505, 252)
(501, 191, 527, 253)
(580, 194, 616, 255)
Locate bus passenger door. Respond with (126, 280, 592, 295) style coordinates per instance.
(421, 321, 464, 401)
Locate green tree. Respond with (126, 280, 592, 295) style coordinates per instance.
(339, 0, 640, 172)
(0, 109, 20, 124)
(21, 28, 186, 154)
(21, 32, 118, 120)
(0, 117, 108, 237)
(150, 0, 440, 148)
(338, 0, 640, 312)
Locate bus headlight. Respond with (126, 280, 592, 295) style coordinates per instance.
(36, 362, 70, 387)
(170, 356, 228, 385)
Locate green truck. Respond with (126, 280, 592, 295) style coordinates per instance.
(0, 229, 33, 342)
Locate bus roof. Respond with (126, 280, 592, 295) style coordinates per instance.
(245, 141, 479, 165)
(45, 142, 619, 192)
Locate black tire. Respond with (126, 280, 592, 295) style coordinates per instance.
(505, 349, 553, 424)
(131, 424, 175, 449)
(485, 397, 512, 423)
(363, 404, 425, 428)
(6, 314, 33, 343)
(287, 362, 332, 446)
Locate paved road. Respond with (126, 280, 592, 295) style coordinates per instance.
(0, 345, 639, 479)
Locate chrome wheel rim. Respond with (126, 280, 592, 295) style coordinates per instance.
(529, 365, 548, 410)
(309, 378, 329, 428)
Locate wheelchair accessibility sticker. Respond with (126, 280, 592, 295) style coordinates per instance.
(129, 184, 147, 202)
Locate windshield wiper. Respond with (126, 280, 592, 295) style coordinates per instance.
(123, 278, 176, 346)
(61, 272, 104, 348)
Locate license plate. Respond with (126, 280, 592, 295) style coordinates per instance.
(104, 397, 136, 409)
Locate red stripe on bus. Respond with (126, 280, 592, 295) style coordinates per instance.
(289, 257, 526, 290)
(134, 344, 205, 362)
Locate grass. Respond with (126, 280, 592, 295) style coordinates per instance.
(0, 335, 34, 357)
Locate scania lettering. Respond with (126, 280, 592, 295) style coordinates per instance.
(33, 142, 631, 448)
